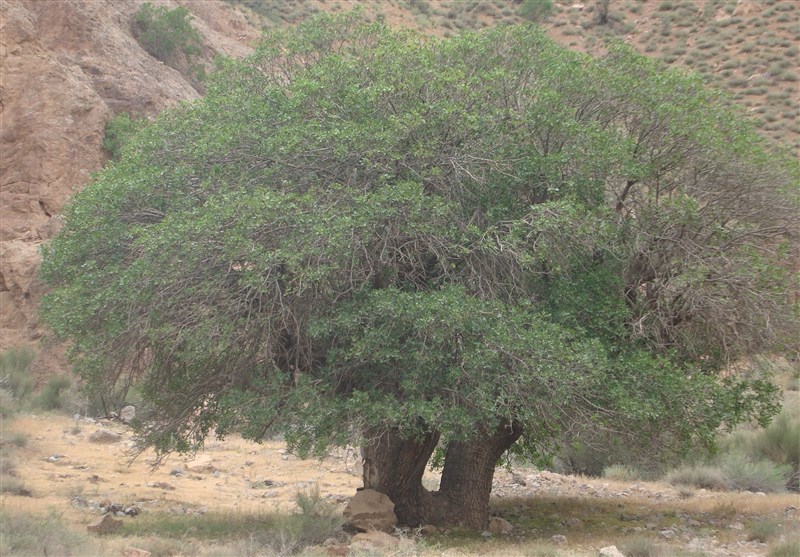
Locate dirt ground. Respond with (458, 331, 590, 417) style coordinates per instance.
(1, 414, 798, 556)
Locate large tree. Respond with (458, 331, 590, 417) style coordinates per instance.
(41, 14, 798, 529)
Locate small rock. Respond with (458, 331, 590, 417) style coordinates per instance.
(551, 534, 567, 545)
(146, 481, 175, 490)
(481, 531, 493, 539)
(343, 489, 398, 533)
(119, 405, 136, 423)
(419, 524, 439, 536)
(88, 429, 122, 444)
(730, 522, 744, 531)
(325, 546, 349, 557)
(185, 455, 215, 473)
(124, 506, 140, 516)
(262, 490, 279, 498)
(169, 468, 184, 477)
(660, 529, 676, 539)
(351, 531, 399, 552)
(754, 491, 766, 497)
(122, 548, 151, 557)
(599, 546, 625, 557)
(87, 513, 123, 534)
(565, 517, 584, 528)
(489, 517, 513, 535)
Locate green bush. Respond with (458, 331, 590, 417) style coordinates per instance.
(722, 409, 800, 491)
(769, 540, 800, 557)
(34, 375, 71, 411)
(0, 348, 35, 401)
(0, 510, 93, 555)
(603, 464, 641, 482)
(622, 536, 664, 557)
(102, 112, 145, 161)
(664, 463, 728, 490)
(132, 3, 201, 63)
(748, 518, 781, 542)
(720, 453, 791, 493)
(519, 0, 553, 22)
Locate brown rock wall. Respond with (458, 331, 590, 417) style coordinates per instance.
(0, 0, 256, 350)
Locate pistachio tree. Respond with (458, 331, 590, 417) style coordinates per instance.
(41, 14, 798, 528)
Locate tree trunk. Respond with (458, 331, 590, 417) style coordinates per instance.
(432, 422, 523, 530)
(361, 422, 521, 530)
(361, 428, 440, 525)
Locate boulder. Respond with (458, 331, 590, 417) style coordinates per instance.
(488, 517, 514, 535)
(599, 546, 625, 557)
(185, 454, 216, 473)
(88, 428, 121, 444)
(551, 534, 568, 545)
(119, 405, 136, 423)
(343, 489, 398, 533)
(86, 513, 122, 534)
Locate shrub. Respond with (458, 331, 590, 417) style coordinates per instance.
(519, 0, 553, 22)
(102, 112, 145, 161)
(665, 463, 727, 490)
(0, 476, 31, 497)
(722, 409, 800, 491)
(132, 3, 201, 63)
(623, 536, 664, 557)
(719, 453, 790, 493)
(769, 540, 800, 557)
(9, 432, 28, 448)
(603, 464, 641, 481)
(34, 375, 71, 411)
(0, 347, 35, 401)
(0, 510, 93, 555)
(748, 518, 781, 542)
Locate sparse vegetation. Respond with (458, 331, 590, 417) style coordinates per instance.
(102, 112, 145, 161)
(748, 518, 782, 542)
(132, 3, 201, 63)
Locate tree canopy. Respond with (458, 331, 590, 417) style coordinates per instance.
(41, 13, 798, 528)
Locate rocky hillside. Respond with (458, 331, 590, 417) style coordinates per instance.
(0, 0, 259, 356)
(1, 0, 797, 365)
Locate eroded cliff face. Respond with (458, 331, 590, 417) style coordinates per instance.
(0, 0, 258, 353)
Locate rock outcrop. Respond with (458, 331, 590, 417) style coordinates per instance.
(0, 0, 257, 352)
(343, 489, 398, 533)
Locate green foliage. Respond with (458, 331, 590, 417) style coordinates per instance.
(102, 112, 145, 161)
(0, 510, 92, 555)
(0, 347, 35, 401)
(34, 375, 71, 411)
(769, 540, 800, 557)
(519, 0, 553, 22)
(622, 537, 664, 557)
(41, 13, 799, 466)
(602, 464, 641, 482)
(132, 3, 201, 63)
(664, 463, 728, 490)
(748, 519, 781, 542)
(665, 453, 791, 493)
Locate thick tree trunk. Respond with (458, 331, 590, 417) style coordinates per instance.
(361, 423, 522, 530)
(433, 422, 523, 530)
(361, 428, 440, 525)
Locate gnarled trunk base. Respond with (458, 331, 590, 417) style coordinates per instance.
(361, 423, 522, 530)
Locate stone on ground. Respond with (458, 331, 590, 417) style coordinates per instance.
(489, 516, 514, 534)
(599, 546, 626, 557)
(343, 489, 398, 533)
(119, 405, 136, 423)
(88, 428, 122, 444)
(86, 513, 122, 534)
(350, 531, 400, 552)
